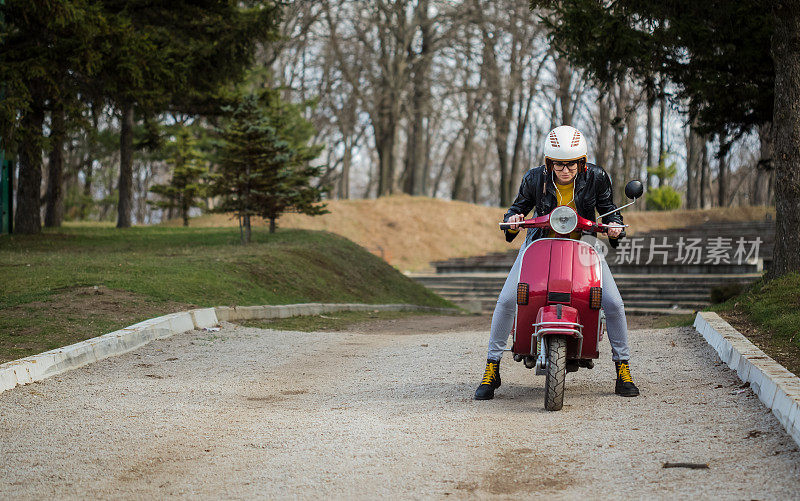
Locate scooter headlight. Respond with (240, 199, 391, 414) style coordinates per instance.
(549, 206, 578, 235)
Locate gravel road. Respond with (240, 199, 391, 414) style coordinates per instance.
(1, 316, 799, 499)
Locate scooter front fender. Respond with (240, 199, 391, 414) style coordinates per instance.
(532, 305, 583, 358)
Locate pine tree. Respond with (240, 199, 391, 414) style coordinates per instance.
(536, 0, 773, 138)
(149, 128, 208, 226)
(536, 0, 800, 277)
(211, 94, 327, 244)
(646, 157, 681, 211)
(257, 90, 328, 233)
(96, 0, 281, 229)
(0, 0, 281, 232)
(0, 0, 107, 233)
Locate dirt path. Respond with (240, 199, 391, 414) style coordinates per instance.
(1, 317, 798, 499)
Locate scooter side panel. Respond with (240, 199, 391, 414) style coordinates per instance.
(513, 240, 552, 355)
(571, 241, 602, 358)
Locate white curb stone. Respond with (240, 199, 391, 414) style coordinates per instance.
(189, 308, 219, 329)
(0, 303, 456, 394)
(694, 311, 800, 448)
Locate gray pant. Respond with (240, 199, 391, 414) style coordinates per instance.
(487, 241, 630, 362)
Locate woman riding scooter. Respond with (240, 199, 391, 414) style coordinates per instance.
(475, 125, 640, 400)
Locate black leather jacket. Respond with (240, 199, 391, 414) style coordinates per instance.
(503, 162, 623, 245)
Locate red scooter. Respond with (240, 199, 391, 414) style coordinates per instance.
(499, 180, 643, 411)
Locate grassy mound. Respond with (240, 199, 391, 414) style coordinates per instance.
(0, 225, 452, 362)
(711, 272, 800, 375)
(182, 195, 774, 271)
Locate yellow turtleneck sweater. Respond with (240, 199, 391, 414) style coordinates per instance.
(547, 180, 582, 239)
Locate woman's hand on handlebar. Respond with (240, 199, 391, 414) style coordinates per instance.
(507, 213, 525, 230)
(607, 226, 623, 239)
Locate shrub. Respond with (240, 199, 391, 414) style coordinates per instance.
(646, 186, 682, 210)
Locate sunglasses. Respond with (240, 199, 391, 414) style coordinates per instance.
(552, 161, 578, 172)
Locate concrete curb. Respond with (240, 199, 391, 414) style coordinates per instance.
(694, 312, 800, 448)
(0, 303, 456, 395)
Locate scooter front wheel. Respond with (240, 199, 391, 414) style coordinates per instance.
(544, 336, 567, 411)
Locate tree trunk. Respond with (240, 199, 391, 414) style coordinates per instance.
(14, 104, 46, 234)
(243, 214, 251, 243)
(555, 58, 573, 125)
(769, 0, 800, 277)
(182, 195, 189, 227)
(364, 155, 377, 198)
(685, 128, 693, 209)
(645, 86, 655, 191)
(402, 2, 431, 196)
(495, 130, 511, 206)
(375, 123, 396, 197)
(422, 118, 433, 196)
(117, 104, 134, 228)
(62, 139, 80, 220)
(622, 93, 638, 185)
(612, 81, 626, 206)
(479, 26, 516, 206)
(753, 122, 773, 206)
(432, 128, 461, 199)
(339, 136, 351, 199)
(700, 139, 711, 209)
(685, 122, 703, 209)
(596, 92, 610, 169)
(511, 74, 536, 193)
(658, 84, 666, 186)
(81, 156, 93, 219)
(269, 217, 276, 234)
(717, 139, 729, 207)
(44, 105, 66, 227)
(80, 104, 100, 220)
(135, 160, 152, 225)
(473, 143, 491, 204)
(374, 78, 401, 197)
(453, 93, 478, 201)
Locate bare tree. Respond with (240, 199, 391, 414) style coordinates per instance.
(249, 0, 765, 213)
(473, 0, 549, 205)
(685, 120, 704, 209)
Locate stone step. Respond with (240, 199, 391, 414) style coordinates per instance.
(420, 286, 713, 300)
(413, 277, 756, 288)
(415, 287, 748, 299)
(420, 216, 772, 314)
(409, 271, 758, 315)
(431, 218, 775, 274)
(441, 296, 705, 315)
(434, 264, 768, 274)
(412, 272, 760, 280)
(427, 283, 712, 292)
(428, 286, 713, 301)
(410, 272, 760, 280)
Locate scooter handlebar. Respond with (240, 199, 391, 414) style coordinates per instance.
(499, 220, 629, 233)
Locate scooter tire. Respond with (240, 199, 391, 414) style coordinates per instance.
(544, 336, 567, 411)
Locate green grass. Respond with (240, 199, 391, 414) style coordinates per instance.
(709, 272, 800, 375)
(236, 310, 443, 332)
(0, 225, 452, 362)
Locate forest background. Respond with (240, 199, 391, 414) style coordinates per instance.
(1, 0, 798, 276)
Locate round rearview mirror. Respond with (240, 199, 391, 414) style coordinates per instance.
(625, 180, 644, 199)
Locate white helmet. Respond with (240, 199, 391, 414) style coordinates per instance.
(544, 125, 587, 166)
